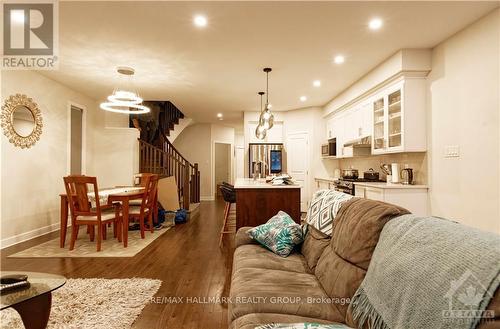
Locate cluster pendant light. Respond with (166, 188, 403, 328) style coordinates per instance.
(255, 92, 267, 140)
(100, 67, 150, 115)
(255, 67, 274, 140)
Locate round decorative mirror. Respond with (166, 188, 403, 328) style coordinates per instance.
(12, 106, 36, 137)
(1, 94, 43, 149)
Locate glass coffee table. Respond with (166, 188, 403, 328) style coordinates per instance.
(1, 271, 66, 329)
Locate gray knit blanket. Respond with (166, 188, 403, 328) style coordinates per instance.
(351, 214, 500, 329)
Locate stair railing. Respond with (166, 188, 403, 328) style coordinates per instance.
(139, 139, 200, 209)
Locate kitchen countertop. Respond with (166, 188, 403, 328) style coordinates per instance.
(354, 182, 428, 189)
(234, 178, 301, 189)
(314, 177, 339, 182)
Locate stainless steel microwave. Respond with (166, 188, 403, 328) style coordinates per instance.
(322, 138, 336, 157)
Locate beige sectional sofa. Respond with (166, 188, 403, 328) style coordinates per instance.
(228, 198, 500, 329)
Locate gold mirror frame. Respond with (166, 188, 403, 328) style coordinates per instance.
(1, 94, 43, 149)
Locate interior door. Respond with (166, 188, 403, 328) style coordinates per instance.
(286, 132, 309, 212)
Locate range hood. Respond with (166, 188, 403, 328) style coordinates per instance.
(343, 136, 371, 148)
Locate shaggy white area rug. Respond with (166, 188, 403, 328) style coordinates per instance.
(1, 278, 161, 329)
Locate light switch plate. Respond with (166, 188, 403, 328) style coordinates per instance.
(444, 145, 460, 158)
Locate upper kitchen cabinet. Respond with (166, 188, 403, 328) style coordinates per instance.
(371, 78, 427, 154)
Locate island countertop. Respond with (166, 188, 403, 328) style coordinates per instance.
(234, 178, 301, 189)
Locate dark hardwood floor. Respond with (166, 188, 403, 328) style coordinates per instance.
(1, 199, 235, 329)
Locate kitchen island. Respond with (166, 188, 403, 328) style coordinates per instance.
(234, 178, 301, 229)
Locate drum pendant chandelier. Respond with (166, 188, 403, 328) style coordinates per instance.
(259, 67, 274, 130)
(255, 91, 267, 140)
(100, 67, 150, 115)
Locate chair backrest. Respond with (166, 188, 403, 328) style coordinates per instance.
(140, 174, 158, 211)
(222, 181, 234, 189)
(219, 185, 236, 203)
(63, 175, 99, 217)
(134, 173, 155, 187)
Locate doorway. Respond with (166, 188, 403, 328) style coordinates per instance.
(286, 132, 310, 212)
(69, 105, 84, 174)
(214, 142, 231, 199)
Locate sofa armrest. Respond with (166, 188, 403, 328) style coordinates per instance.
(235, 227, 258, 248)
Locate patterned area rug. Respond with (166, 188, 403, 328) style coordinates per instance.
(8, 226, 172, 258)
(1, 278, 161, 329)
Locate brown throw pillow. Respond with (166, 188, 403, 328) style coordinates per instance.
(301, 225, 331, 272)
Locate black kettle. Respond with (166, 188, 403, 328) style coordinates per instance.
(400, 168, 414, 185)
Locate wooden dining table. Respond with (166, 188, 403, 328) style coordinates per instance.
(59, 186, 152, 248)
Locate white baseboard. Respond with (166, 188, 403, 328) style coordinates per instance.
(200, 196, 215, 201)
(1, 222, 62, 249)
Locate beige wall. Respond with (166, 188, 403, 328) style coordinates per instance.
(173, 123, 212, 199)
(427, 9, 500, 234)
(1, 70, 98, 246)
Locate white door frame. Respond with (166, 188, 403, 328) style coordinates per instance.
(66, 101, 87, 175)
(286, 131, 310, 210)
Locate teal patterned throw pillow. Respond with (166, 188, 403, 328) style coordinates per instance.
(248, 211, 304, 257)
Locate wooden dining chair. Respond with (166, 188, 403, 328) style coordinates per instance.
(131, 173, 159, 224)
(128, 174, 159, 238)
(63, 175, 122, 251)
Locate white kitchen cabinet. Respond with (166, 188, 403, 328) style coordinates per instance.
(354, 183, 429, 216)
(371, 79, 426, 154)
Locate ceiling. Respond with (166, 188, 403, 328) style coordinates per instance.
(43, 1, 498, 126)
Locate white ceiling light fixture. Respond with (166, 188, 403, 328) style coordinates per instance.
(334, 55, 345, 64)
(100, 67, 150, 115)
(259, 67, 274, 130)
(313, 80, 321, 87)
(300, 96, 307, 102)
(194, 15, 207, 28)
(369, 18, 383, 30)
(255, 91, 267, 140)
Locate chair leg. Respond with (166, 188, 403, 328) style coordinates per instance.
(139, 216, 145, 239)
(89, 225, 95, 242)
(69, 225, 79, 251)
(148, 212, 154, 233)
(97, 224, 102, 252)
(102, 224, 107, 240)
(113, 221, 117, 238)
(219, 203, 230, 247)
(116, 219, 122, 243)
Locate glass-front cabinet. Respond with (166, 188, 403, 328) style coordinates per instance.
(372, 82, 405, 154)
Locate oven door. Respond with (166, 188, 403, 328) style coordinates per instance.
(334, 186, 353, 195)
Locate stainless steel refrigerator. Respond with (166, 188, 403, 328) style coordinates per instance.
(248, 143, 284, 178)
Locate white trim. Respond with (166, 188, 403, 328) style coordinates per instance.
(200, 196, 215, 201)
(0, 222, 64, 249)
(66, 101, 87, 175)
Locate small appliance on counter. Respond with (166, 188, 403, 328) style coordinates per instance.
(400, 165, 414, 185)
(363, 168, 380, 181)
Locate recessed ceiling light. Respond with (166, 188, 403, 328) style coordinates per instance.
(334, 55, 345, 64)
(369, 18, 383, 30)
(300, 96, 307, 102)
(217, 113, 223, 118)
(194, 15, 207, 28)
(313, 80, 321, 87)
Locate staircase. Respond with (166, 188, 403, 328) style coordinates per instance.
(133, 101, 200, 210)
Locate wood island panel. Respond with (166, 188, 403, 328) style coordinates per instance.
(235, 188, 301, 229)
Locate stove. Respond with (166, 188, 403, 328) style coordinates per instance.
(334, 178, 386, 195)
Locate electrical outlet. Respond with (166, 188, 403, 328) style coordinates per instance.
(444, 145, 460, 158)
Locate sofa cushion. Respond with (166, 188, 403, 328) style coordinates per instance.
(305, 190, 353, 236)
(301, 225, 331, 272)
(248, 211, 304, 257)
(235, 227, 259, 248)
(314, 198, 409, 322)
(230, 313, 339, 329)
(230, 268, 344, 323)
(233, 244, 311, 274)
